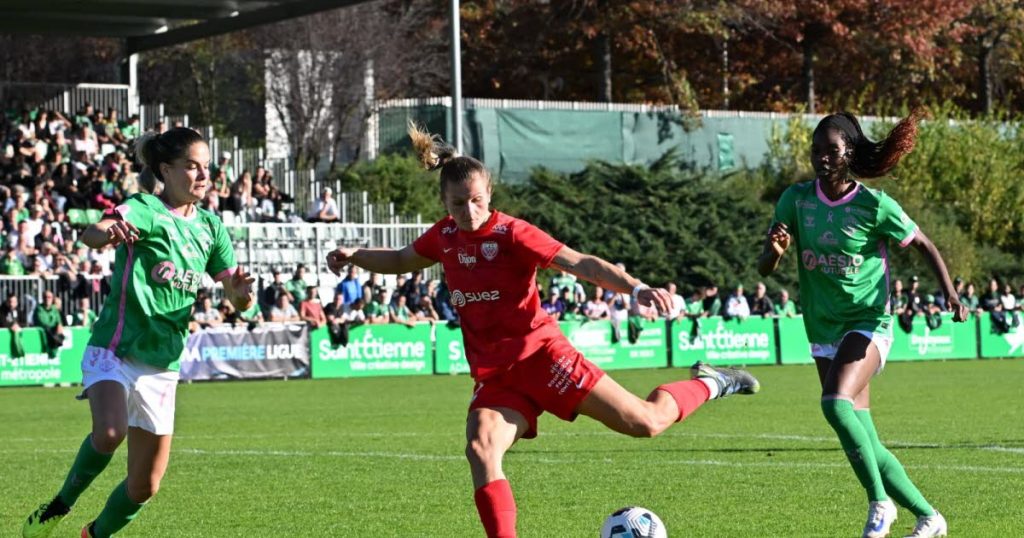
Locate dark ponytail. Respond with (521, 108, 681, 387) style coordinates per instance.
(815, 110, 922, 178)
(133, 127, 205, 181)
(407, 120, 490, 195)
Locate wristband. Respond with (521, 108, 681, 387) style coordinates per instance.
(631, 284, 649, 303)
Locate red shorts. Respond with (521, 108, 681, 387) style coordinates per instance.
(468, 337, 606, 439)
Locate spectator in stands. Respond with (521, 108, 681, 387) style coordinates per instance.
(307, 186, 340, 223)
(1, 292, 26, 329)
(120, 114, 141, 141)
(192, 296, 223, 330)
(433, 278, 458, 324)
(364, 288, 389, 324)
(336, 264, 363, 306)
(890, 278, 908, 313)
(906, 275, 924, 313)
(749, 282, 775, 317)
(320, 290, 352, 344)
(415, 295, 440, 322)
(212, 152, 234, 182)
(236, 299, 264, 325)
(2, 247, 26, 275)
(259, 268, 292, 318)
(541, 286, 565, 319)
(389, 293, 416, 327)
(344, 298, 367, 326)
(701, 284, 721, 317)
(34, 290, 65, 357)
(300, 285, 327, 329)
(73, 296, 98, 327)
(663, 282, 686, 320)
(229, 170, 255, 220)
(286, 264, 309, 303)
(724, 284, 750, 320)
(962, 282, 980, 313)
(981, 278, 1001, 312)
(560, 286, 583, 320)
(402, 270, 428, 306)
(774, 289, 798, 317)
(269, 294, 300, 322)
(363, 272, 385, 298)
(1000, 282, 1017, 312)
(583, 286, 610, 320)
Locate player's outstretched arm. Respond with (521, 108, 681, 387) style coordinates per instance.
(82, 217, 139, 249)
(326, 244, 434, 276)
(909, 230, 968, 322)
(550, 246, 672, 313)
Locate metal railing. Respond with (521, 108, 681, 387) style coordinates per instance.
(0, 222, 435, 322)
(0, 275, 108, 326)
(231, 222, 431, 277)
(1, 82, 130, 118)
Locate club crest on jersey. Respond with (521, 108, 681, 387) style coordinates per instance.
(481, 241, 499, 261)
(818, 231, 839, 245)
(458, 245, 478, 269)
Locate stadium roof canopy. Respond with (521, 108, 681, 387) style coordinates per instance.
(0, 0, 374, 54)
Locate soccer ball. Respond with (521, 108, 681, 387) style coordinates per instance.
(600, 506, 667, 538)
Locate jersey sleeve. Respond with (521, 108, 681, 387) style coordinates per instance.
(512, 219, 564, 269)
(412, 220, 445, 262)
(772, 184, 798, 230)
(206, 217, 238, 280)
(112, 195, 154, 237)
(875, 191, 918, 248)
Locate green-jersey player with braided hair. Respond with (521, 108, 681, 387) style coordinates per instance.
(758, 111, 966, 538)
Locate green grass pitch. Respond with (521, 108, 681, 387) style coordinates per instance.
(3, 359, 1022, 536)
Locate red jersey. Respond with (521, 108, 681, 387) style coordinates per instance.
(413, 211, 565, 380)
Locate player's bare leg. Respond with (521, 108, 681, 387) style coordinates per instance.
(466, 407, 528, 538)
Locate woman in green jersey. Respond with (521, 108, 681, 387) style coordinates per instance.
(23, 128, 255, 538)
(758, 112, 966, 538)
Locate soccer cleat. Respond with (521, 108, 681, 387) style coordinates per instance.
(689, 361, 760, 397)
(22, 498, 70, 538)
(863, 499, 898, 538)
(904, 512, 947, 537)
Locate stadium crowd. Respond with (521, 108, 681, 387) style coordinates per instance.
(3, 104, 1023, 338)
(0, 102, 296, 281)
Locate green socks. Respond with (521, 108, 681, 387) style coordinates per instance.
(821, 398, 887, 502)
(856, 409, 936, 517)
(93, 480, 146, 538)
(58, 435, 114, 507)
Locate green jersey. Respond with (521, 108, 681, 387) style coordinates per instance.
(773, 180, 917, 344)
(90, 193, 236, 370)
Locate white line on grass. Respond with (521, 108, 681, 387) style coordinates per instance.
(6, 431, 1023, 456)
(10, 447, 1024, 474)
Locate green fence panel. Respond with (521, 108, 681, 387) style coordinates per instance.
(0, 327, 89, 387)
(671, 316, 776, 366)
(435, 324, 470, 375)
(889, 312, 978, 361)
(778, 315, 813, 364)
(497, 109, 623, 182)
(561, 319, 669, 370)
(310, 324, 433, 378)
(978, 311, 1024, 358)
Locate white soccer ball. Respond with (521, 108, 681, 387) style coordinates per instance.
(600, 506, 667, 538)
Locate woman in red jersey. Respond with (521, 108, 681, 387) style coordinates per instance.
(326, 124, 760, 538)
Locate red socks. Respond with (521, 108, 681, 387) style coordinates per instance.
(652, 379, 711, 422)
(474, 479, 517, 538)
